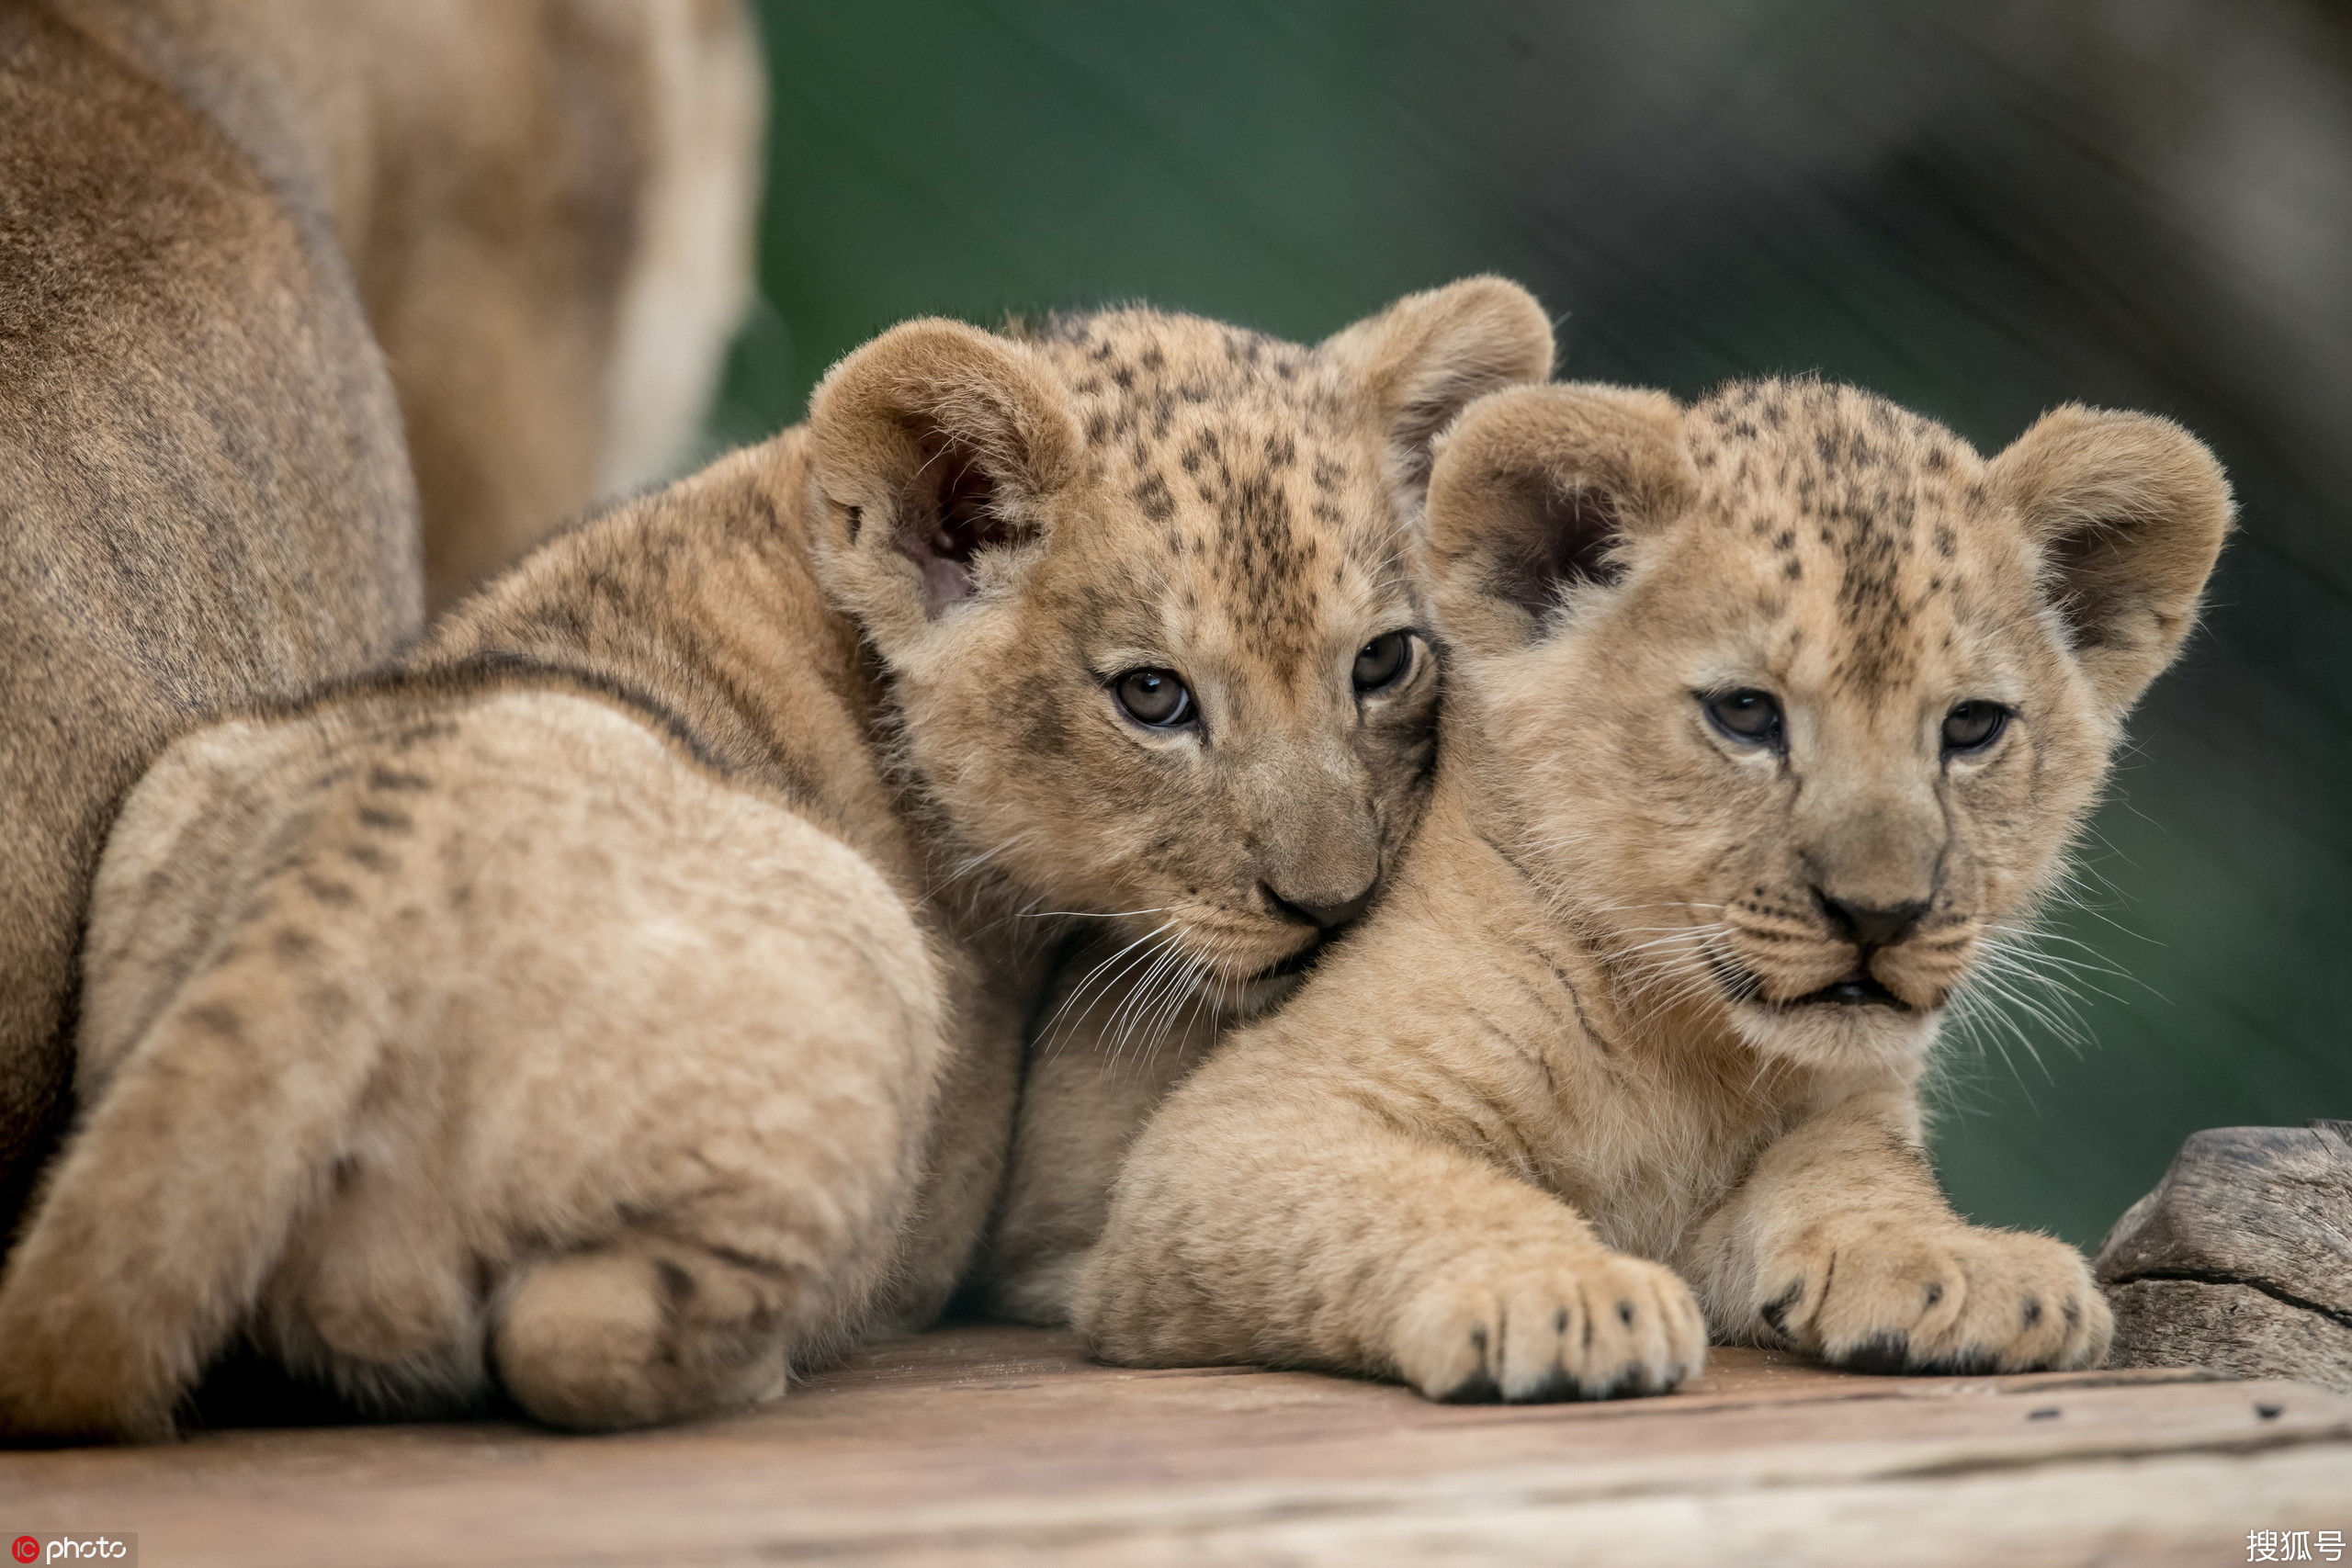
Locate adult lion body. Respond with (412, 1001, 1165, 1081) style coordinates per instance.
(0, 283, 1555, 1438)
(0, 0, 762, 1241)
(1078, 378, 2231, 1398)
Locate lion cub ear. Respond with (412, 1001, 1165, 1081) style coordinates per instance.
(1320, 276, 1555, 506)
(1424, 381, 1695, 655)
(1990, 407, 2233, 719)
(807, 319, 1083, 643)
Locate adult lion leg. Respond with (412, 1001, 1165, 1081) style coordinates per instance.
(1686, 1089, 2112, 1373)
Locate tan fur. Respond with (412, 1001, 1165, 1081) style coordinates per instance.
(0, 0, 762, 1247)
(0, 282, 1554, 1439)
(982, 962, 1225, 1324)
(73, 0, 769, 604)
(974, 282, 1560, 1319)
(0, 1, 421, 1243)
(1075, 378, 2232, 1401)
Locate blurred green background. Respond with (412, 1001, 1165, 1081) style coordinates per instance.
(721, 0, 2351, 1247)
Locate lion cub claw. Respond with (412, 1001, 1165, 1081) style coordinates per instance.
(1755, 1214, 2112, 1374)
(1395, 1247, 1708, 1404)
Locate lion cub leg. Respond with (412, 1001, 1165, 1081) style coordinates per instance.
(259, 1158, 486, 1418)
(1688, 1090, 2112, 1374)
(482, 1029, 940, 1436)
(494, 1226, 817, 1431)
(0, 953, 388, 1442)
(1079, 1075, 1707, 1403)
(980, 941, 1226, 1326)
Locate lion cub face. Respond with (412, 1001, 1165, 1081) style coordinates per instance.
(1430, 379, 2230, 1072)
(808, 281, 1554, 997)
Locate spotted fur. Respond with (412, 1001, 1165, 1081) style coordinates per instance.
(1077, 377, 2232, 1400)
(0, 281, 1554, 1438)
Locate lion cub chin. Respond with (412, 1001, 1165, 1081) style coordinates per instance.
(1076, 378, 2231, 1401)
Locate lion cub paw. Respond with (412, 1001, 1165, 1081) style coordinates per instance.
(1753, 1214, 2111, 1374)
(493, 1241, 790, 1430)
(1393, 1247, 1707, 1404)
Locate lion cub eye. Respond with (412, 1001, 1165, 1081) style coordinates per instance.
(1703, 688, 1783, 747)
(1351, 631, 1413, 694)
(1942, 699, 2010, 753)
(1114, 668, 1194, 728)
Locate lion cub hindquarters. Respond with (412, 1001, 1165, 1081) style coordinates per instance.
(9, 686, 944, 1438)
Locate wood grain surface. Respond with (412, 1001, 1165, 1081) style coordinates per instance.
(2099, 1123, 2352, 1390)
(3, 1325, 2346, 1565)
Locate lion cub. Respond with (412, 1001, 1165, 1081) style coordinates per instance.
(0, 280, 1554, 1438)
(1077, 378, 2231, 1400)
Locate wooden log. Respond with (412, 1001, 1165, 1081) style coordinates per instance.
(5, 1327, 2348, 1568)
(2096, 1122, 2352, 1390)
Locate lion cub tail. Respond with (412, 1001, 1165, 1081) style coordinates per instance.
(0, 952, 386, 1443)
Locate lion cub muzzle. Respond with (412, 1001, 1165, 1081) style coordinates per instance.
(1713, 716, 1975, 1014)
(1721, 889, 1975, 1016)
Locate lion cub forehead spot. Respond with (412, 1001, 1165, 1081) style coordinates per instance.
(1675, 379, 2018, 694)
(1025, 308, 1408, 670)
(1025, 307, 1339, 404)
(1052, 512, 1408, 694)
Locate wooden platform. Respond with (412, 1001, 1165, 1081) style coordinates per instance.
(6, 1325, 2348, 1565)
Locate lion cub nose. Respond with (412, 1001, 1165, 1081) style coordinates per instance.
(1815, 891, 1928, 951)
(1264, 880, 1375, 931)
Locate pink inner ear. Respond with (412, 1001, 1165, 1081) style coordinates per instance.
(901, 447, 1016, 615)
